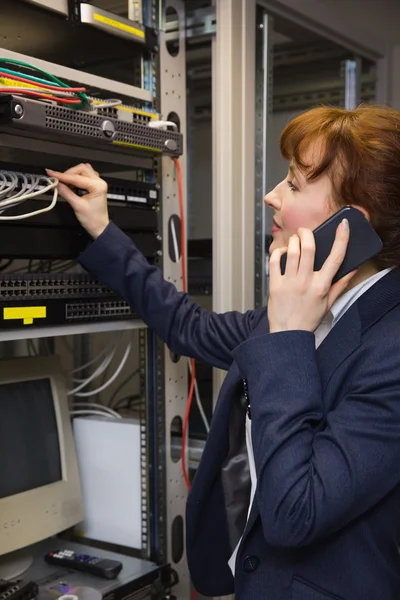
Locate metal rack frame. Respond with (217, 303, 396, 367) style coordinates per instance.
(0, 0, 190, 597)
(159, 2, 190, 596)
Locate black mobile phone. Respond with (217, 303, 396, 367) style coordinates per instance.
(279, 206, 383, 284)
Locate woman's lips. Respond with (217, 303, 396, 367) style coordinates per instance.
(272, 219, 282, 233)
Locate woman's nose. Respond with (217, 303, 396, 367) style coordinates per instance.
(264, 187, 281, 210)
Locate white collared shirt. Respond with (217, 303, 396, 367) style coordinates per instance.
(228, 268, 392, 575)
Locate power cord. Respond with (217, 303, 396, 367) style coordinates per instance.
(173, 157, 199, 600)
(172, 157, 197, 492)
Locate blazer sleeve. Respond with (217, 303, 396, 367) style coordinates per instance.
(79, 222, 264, 370)
(232, 330, 400, 549)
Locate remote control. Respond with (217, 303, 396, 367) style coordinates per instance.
(44, 549, 123, 580)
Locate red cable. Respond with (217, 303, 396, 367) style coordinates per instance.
(173, 159, 198, 599)
(173, 157, 196, 492)
(174, 157, 187, 291)
(0, 88, 81, 104)
(0, 72, 86, 92)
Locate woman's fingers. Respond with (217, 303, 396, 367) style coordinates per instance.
(46, 170, 104, 195)
(47, 163, 95, 178)
(55, 182, 82, 208)
(285, 234, 301, 277)
(297, 228, 316, 278)
(319, 219, 350, 283)
(269, 246, 288, 283)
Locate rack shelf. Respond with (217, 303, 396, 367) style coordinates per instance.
(0, 319, 146, 342)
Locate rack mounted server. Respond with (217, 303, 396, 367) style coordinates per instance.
(0, 95, 183, 158)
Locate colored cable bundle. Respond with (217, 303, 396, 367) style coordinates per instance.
(0, 58, 89, 108)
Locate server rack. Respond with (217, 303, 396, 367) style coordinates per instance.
(0, 1, 191, 598)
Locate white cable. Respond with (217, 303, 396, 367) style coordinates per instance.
(188, 358, 210, 434)
(0, 175, 56, 207)
(0, 87, 76, 97)
(170, 217, 180, 264)
(71, 335, 120, 373)
(148, 120, 178, 131)
(70, 335, 121, 378)
(73, 402, 121, 419)
(74, 343, 132, 398)
(0, 171, 18, 199)
(70, 410, 115, 419)
(0, 172, 58, 220)
(27, 339, 37, 356)
(90, 99, 122, 112)
(68, 347, 117, 395)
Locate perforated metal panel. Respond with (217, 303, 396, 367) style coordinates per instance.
(45, 117, 103, 138)
(45, 104, 104, 125)
(115, 120, 182, 154)
(1, 95, 183, 156)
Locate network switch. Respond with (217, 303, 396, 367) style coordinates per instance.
(0, 95, 183, 157)
(0, 273, 136, 329)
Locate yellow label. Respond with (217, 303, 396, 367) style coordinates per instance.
(113, 140, 162, 153)
(3, 306, 47, 325)
(91, 100, 157, 119)
(93, 13, 145, 39)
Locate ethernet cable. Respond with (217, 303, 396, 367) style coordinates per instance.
(0, 171, 58, 220)
(0, 86, 82, 105)
(68, 344, 119, 395)
(148, 120, 178, 131)
(0, 59, 89, 108)
(72, 402, 121, 419)
(70, 335, 122, 381)
(89, 99, 122, 112)
(74, 343, 132, 398)
(69, 409, 116, 419)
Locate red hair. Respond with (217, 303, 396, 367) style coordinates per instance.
(280, 105, 400, 268)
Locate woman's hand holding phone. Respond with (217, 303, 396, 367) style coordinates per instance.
(267, 220, 357, 334)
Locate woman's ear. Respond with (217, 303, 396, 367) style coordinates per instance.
(351, 205, 371, 222)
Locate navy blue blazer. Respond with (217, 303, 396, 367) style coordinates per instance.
(80, 223, 400, 600)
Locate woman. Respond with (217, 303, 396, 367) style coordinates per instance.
(48, 105, 400, 599)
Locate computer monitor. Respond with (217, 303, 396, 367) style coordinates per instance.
(0, 355, 83, 580)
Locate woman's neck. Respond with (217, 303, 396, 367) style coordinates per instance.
(345, 261, 380, 292)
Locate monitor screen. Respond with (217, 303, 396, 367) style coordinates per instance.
(0, 378, 62, 499)
(0, 355, 83, 568)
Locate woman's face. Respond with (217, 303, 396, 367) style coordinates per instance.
(264, 154, 336, 254)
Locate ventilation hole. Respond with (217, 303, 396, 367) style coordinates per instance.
(170, 416, 182, 464)
(170, 350, 181, 363)
(171, 515, 184, 563)
(168, 214, 182, 262)
(167, 111, 180, 132)
(166, 6, 179, 57)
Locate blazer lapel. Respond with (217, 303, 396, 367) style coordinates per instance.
(316, 305, 361, 392)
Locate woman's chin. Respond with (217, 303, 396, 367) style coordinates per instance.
(269, 238, 286, 254)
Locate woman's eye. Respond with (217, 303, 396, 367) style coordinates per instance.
(287, 180, 297, 192)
